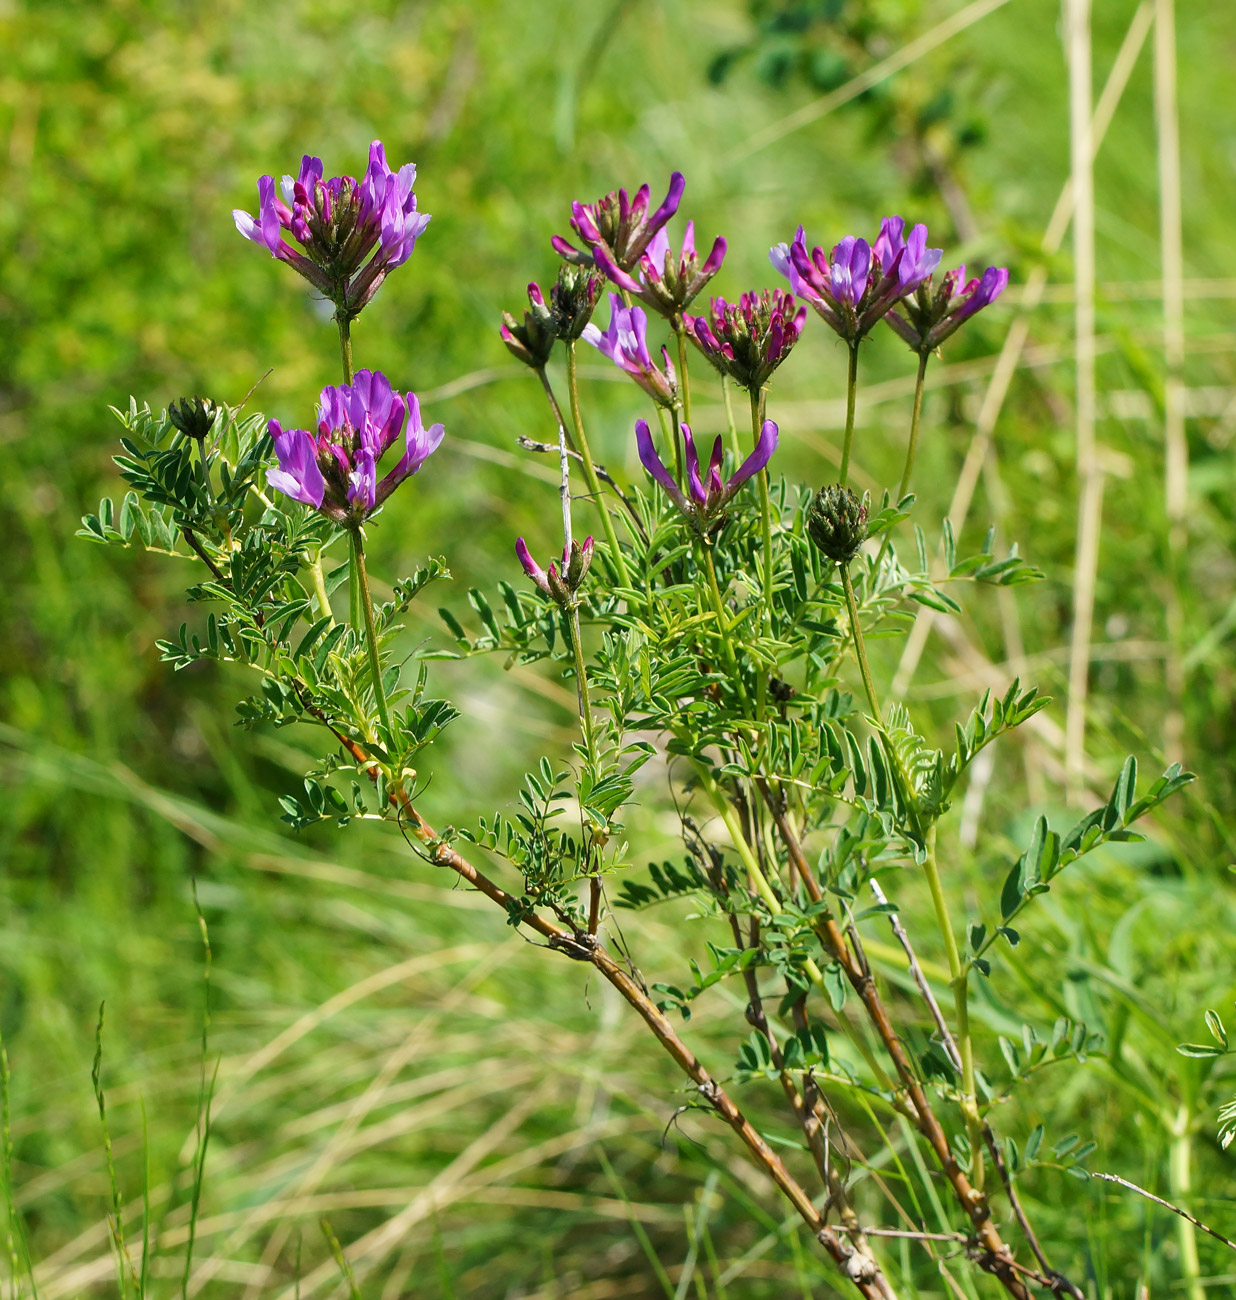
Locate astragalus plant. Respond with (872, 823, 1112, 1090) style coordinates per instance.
(77, 144, 1192, 1298)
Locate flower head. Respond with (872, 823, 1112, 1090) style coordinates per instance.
(683, 291, 806, 393)
(500, 266, 605, 369)
(636, 417, 778, 527)
(885, 263, 1010, 354)
(168, 396, 218, 443)
(807, 484, 869, 564)
(770, 217, 940, 344)
(553, 173, 684, 273)
(582, 295, 677, 407)
(516, 535, 594, 605)
(594, 219, 727, 319)
(233, 141, 431, 317)
(267, 369, 443, 524)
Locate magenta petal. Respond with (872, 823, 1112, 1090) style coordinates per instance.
(647, 172, 685, 233)
(267, 420, 325, 509)
(725, 419, 779, 496)
(636, 418, 686, 511)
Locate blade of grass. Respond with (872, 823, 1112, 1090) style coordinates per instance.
(596, 1144, 675, 1300)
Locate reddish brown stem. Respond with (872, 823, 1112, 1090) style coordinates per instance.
(307, 710, 893, 1297)
(756, 780, 1032, 1300)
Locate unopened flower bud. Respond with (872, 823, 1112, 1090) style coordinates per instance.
(550, 266, 604, 340)
(546, 560, 571, 606)
(565, 535, 594, 588)
(807, 484, 869, 564)
(168, 396, 218, 442)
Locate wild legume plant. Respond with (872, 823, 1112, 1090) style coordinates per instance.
(78, 143, 1192, 1298)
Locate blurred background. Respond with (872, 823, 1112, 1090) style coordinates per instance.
(2, 0, 1235, 1295)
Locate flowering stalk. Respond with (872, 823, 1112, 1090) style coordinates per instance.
(349, 525, 391, 739)
(839, 342, 860, 487)
(897, 350, 930, 503)
(567, 341, 632, 590)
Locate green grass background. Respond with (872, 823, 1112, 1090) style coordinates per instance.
(2, 0, 1235, 1295)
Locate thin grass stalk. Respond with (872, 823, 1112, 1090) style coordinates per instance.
(1065, 0, 1101, 803)
(889, 0, 1154, 701)
(1155, 0, 1187, 765)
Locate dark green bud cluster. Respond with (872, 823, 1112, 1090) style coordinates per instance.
(807, 484, 869, 564)
(550, 266, 604, 340)
(501, 268, 604, 369)
(168, 396, 218, 442)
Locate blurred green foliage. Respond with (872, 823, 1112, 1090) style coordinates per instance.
(2, 0, 1236, 1296)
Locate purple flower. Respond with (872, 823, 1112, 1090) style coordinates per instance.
(582, 295, 677, 407)
(594, 219, 727, 318)
(873, 216, 942, 293)
(516, 535, 595, 604)
(885, 263, 1010, 354)
(769, 216, 941, 344)
(682, 291, 807, 393)
(553, 172, 684, 273)
(233, 140, 431, 317)
(636, 417, 779, 525)
(266, 369, 444, 523)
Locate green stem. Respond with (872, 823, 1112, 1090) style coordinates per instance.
(336, 314, 355, 385)
(750, 390, 773, 725)
(567, 605, 596, 762)
(722, 377, 742, 461)
(896, 350, 931, 502)
(838, 343, 859, 487)
(921, 828, 981, 1188)
(840, 564, 883, 728)
(349, 526, 392, 739)
(566, 342, 632, 590)
(700, 541, 745, 702)
(675, 324, 692, 425)
(873, 350, 931, 580)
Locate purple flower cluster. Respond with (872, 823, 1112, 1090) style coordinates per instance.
(595, 220, 727, 319)
(553, 172, 727, 320)
(516, 535, 595, 605)
(582, 296, 677, 407)
(770, 214, 1007, 353)
(234, 141, 430, 317)
(885, 264, 1010, 354)
(554, 173, 685, 274)
(683, 291, 807, 393)
(636, 417, 779, 525)
(770, 217, 941, 344)
(268, 370, 444, 524)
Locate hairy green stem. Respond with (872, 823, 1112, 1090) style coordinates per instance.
(896, 351, 931, 502)
(841, 564, 884, 728)
(873, 350, 931, 578)
(336, 314, 355, 385)
(675, 324, 692, 425)
(700, 541, 743, 690)
(566, 342, 632, 589)
(722, 377, 742, 461)
(567, 606, 596, 761)
(839, 343, 860, 487)
(349, 526, 392, 738)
